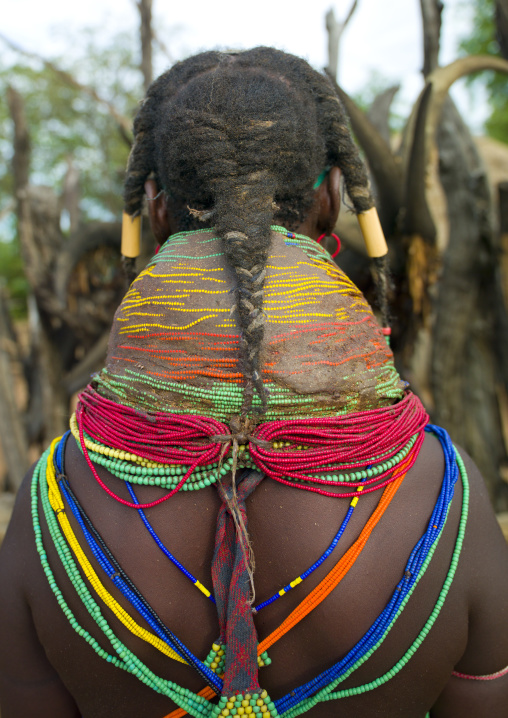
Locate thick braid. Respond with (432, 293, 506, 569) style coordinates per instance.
(239, 53, 390, 328)
(123, 48, 391, 414)
(311, 75, 374, 212)
(155, 66, 325, 414)
(236, 53, 390, 327)
(214, 176, 275, 414)
(313, 68, 390, 327)
(123, 52, 227, 217)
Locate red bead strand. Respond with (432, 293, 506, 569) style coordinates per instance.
(76, 386, 428, 504)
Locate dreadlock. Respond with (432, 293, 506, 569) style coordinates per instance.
(123, 48, 381, 416)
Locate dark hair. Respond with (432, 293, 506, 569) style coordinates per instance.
(123, 48, 378, 416)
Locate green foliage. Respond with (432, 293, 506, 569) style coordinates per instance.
(459, 0, 508, 143)
(0, 239, 29, 318)
(0, 27, 144, 315)
(0, 30, 141, 226)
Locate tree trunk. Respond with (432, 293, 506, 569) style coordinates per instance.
(138, 0, 153, 94)
(39, 323, 70, 442)
(3, 35, 132, 144)
(8, 85, 70, 446)
(497, 182, 508, 391)
(496, 0, 508, 59)
(420, 0, 444, 76)
(366, 85, 400, 146)
(325, 2, 358, 82)
(0, 289, 29, 490)
(62, 156, 81, 233)
(431, 99, 508, 507)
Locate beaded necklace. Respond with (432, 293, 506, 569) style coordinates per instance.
(71, 411, 418, 492)
(40, 436, 401, 701)
(32, 425, 468, 718)
(73, 409, 408, 613)
(47, 433, 405, 666)
(65, 385, 426, 713)
(69, 385, 427, 624)
(76, 387, 427, 501)
(123, 478, 364, 612)
(165, 428, 468, 718)
(52, 436, 407, 682)
(97, 226, 404, 424)
(31, 226, 446, 715)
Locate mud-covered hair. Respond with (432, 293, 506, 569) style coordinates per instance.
(123, 48, 377, 417)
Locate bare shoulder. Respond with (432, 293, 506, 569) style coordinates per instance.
(430, 446, 508, 718)
(0, 464, 38, 588)
(0, 464, 80, 718)
(459, 450, 508, 644)
(0, 462, 49, 605)
(454, 447, 508, 669)
(420, 436, 508, 609)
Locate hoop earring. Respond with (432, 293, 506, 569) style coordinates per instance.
(316, 232, 341, 258)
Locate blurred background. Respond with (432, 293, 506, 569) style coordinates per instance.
(0, 0, 507, 536)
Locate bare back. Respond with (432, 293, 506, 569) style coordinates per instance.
(1, 230, 508, 717)
(2, 429, 508, 718)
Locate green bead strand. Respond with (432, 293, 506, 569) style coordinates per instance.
(32, 454, 215, 717)
(282, 449, 469, 717)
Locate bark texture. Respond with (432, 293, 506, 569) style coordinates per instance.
(431, 99, 507, 506)
(325, 2, 358, 82)
(138, 0, 153, 94)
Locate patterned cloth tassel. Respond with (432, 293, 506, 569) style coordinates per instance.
(212, 469, 265, 696)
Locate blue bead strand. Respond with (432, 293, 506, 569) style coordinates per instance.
(53, 442, 222, 693)
(255, 498, 357, 612)
(125, 475, 362, 614)
(125, 481, 216, 602)
(274, 425, 459, 715)
(59, 477, 222, 692)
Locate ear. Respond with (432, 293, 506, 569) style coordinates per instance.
(144, 179, 173, 244)
(316, 166, 341, 234)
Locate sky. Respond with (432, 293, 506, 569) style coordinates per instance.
(1, 0, 485, 127)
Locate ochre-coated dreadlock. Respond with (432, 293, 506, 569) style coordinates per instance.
(123, 48, 381, 416)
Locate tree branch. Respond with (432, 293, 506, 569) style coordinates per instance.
(0, 200, 15, 223)
(498, 181, 508, 389)
(0, 34, 133, 145)
(327, 75, 403, 233)
(403, 83, 437, 242)
(7, 86, 44, 290)
(366, 85, 400, 145)
(325, 1, 359, 81)
(420, 0, 444, 77)
(496, 0, 508, 59)
(153, 30, 175, 65)
(6, 86, 30, 192)
(137, 0, 153, 94)
(0, 289, 29, 490)
(423, 55, 508, 142)
(403, 55, 508, 244)
(61, 157, 81, 234)
(430, 98, 503, 497)
(63, 331, 110, 394)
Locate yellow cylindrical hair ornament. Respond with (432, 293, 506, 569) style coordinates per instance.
(357, 207, 388, 258)
(121, 212, 142, 258)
